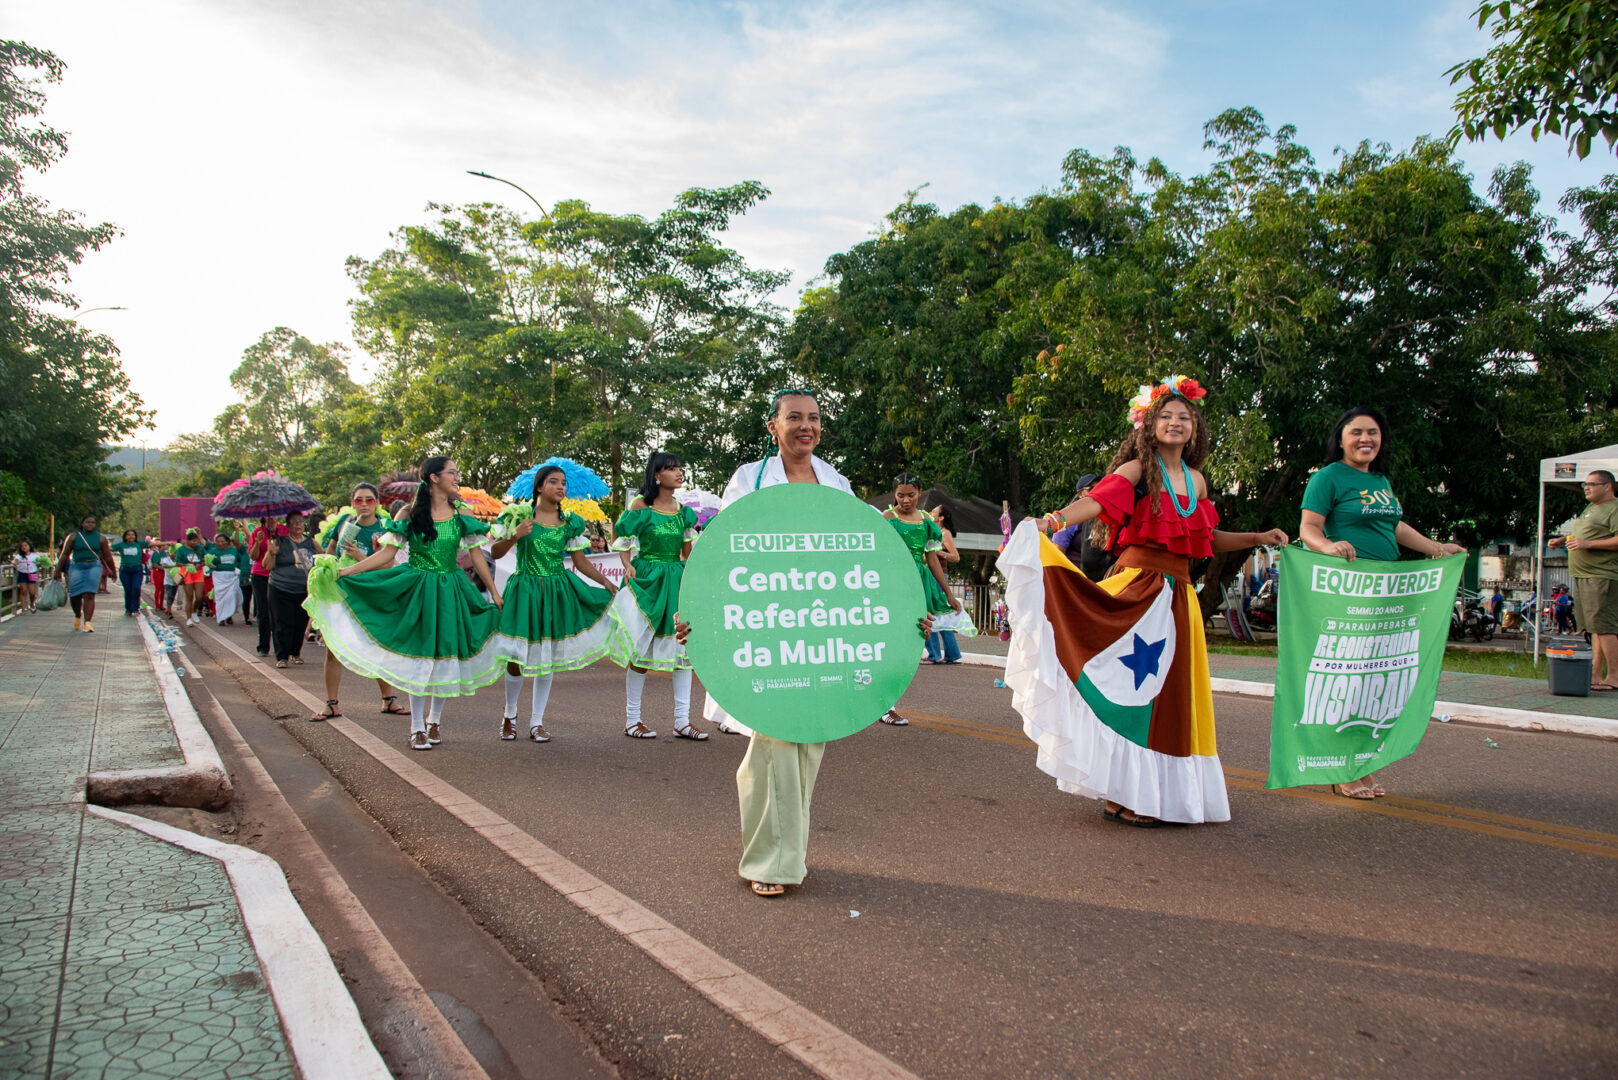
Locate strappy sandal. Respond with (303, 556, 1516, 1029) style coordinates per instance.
(1104, 803, 1162, 828)
(1332, 782, 1377, 801)
(499, 716, 518, 741)
(426, 722, 442, 745)
(409, 731, 431, 751)
(750, 881, 785, 897)
(312, 700, 340, 722)
(674, 724, 709, 741)
(529, 725, 551, 743)
(624, 721, 658, 739)
(380, 696, 408, 715)
(879, 709, 908, 726)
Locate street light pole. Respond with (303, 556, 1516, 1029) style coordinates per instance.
(467, 169, 560, 407)
(466, 170, 553, 221)
(72, 306, 128, 317)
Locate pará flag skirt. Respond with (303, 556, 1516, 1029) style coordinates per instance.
(999, 520, 1228, 823)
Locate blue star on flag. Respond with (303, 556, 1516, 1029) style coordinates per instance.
(1118, 633, 1167, 690)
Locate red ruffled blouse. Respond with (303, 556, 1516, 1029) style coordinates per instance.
(1089, 473, 1220, 558)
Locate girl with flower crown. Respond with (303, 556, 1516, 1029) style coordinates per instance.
(1001, 376, 1288, 827)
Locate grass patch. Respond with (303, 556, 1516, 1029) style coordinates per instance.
(1206, 637, 1546, 680)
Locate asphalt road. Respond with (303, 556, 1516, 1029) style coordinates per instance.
(183, 616, 1618, 1079)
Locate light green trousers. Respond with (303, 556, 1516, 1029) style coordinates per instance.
(736, 734, 826, 885)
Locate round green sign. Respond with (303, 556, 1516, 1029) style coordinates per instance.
(682, 484, 926, 742)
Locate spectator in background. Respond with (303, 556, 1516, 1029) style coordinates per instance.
(1489, 586, 1504, 624)
(1553, 585, 1576, 633)
(1050, 474, 1110, 580)
(925, 503, 964, 664)
(1549, 469, 1618, 690)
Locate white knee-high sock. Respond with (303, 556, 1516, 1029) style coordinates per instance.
(530, 674, 553, 729)
(428, 695, 446, 723)
(504, 670, 524, 717)
(409, 694, 428, 734)
(673, 667, 692, 725)
(625, 668, 647, 728)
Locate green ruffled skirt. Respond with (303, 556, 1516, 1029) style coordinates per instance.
(921, 563, 977, 635)
(494, 570, 625, 676)
(304, 556, 506, 696)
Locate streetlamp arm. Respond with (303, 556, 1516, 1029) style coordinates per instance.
(466, 171, 552, 221)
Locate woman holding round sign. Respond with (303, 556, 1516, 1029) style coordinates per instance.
(611, 452, 705, 740)
(1004, 376, 1288, 827)
(487, 465, 622, 743)
(684, 389, 932, 897)
(1298, 406, 1465, 800)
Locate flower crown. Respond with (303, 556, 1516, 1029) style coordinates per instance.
(1127, 374, 1208, 429)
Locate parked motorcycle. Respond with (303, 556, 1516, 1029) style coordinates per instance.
(1246, 579, 1277, 632)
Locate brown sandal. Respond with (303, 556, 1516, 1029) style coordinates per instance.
(380, 695, 409, 715)
(750, 881, 785, 897)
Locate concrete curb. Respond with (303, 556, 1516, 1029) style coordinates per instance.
(958, 651, 1618, 740)
(85, 616, 234, 809)
(185, 657, 491, 1080)
(88, 805, 392, 1080)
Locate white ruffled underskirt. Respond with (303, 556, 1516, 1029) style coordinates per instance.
(609, 588, 690, 670)
(305, 595, 507, 698)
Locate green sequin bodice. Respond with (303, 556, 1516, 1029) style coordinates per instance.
(888, 516, 940, 567)
(514, 514, 585, 577)
(407, 518, 469, 574)
(617, 506, 695, 565)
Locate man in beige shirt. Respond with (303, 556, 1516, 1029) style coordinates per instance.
(1550, 470, 1618, 690)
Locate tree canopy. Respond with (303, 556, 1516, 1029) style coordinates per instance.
(1448, 0, 1618, 159)
(0, 41, 147, 549)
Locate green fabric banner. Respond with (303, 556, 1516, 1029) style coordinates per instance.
(1267, 547, 1465, 789)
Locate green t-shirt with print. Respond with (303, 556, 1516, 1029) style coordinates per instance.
(1301, 461, 1404, 563)
(1568, 499, 1618, 581)
(210, 544, 241, 574)
(116, 539, 148, 571)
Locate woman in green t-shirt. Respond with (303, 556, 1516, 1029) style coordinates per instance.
(1299, 406, 1464, 800)
(116, 530, 150, 617)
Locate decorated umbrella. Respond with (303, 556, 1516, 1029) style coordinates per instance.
(213, 471, 320, 520)
(677, 488, 724, 528)
(379, 469, 420, 500)
(214, 477, 250, 502)
(505, 457, 610, 501)
(561, 497, 610, 524)
(454, 486, 505, 521)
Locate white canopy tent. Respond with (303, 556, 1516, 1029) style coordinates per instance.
(1534, 443, 1618, 660)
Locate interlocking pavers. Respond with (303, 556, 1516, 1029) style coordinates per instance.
(0, 613, 296, 1078)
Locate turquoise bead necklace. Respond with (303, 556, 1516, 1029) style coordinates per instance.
(1156, 454, 1198, 518)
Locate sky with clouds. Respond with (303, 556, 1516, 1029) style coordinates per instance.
(7, 0, 1612, 445)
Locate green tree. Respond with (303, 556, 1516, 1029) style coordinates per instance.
(217, 327, 359, 462)
(0, 41, 148, 549)
(1447, 0, 1618, 159)
(1014, 110, 1618, 611)
(348, 186, 787, 495)
(784, 190, 1074, 503)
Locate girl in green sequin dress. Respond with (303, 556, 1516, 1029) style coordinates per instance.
(879, 474, 974, 726)
(304, 457, 505, 751)
(612, 452, 704, 740)
(488, 465, 623, 742)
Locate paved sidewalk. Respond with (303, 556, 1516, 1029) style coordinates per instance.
(0, 610, 296, 1078)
